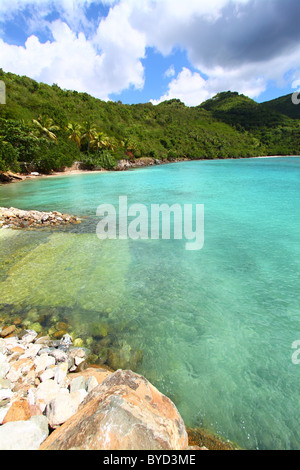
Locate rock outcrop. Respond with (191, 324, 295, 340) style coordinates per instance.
(40, 369, 189, 450)
(0, 207, 81, 229)
(0, 325, 202, 451)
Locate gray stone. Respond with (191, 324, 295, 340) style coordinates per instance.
(0, 415, 49, 450)
(70, 376, 86, 393)
(86, 375, 98, 393)
(60, 334, 73, 348)
(49, 349, 68, 364)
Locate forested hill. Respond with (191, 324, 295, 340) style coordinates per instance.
(0, 69, 299, 174)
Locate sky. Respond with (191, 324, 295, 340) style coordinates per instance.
(0, 0, 299, 106)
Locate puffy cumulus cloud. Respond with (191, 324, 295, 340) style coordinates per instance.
(130, 0, 299, 69)
(0, 0, 299, 105)
(93, 1, 146, 93)
(153, 46, 300, 107)
(0, 5, 146, 100)
(151, 68, 211, 106)
(134, 0, 300, 105)
(0, 21, 107, 96)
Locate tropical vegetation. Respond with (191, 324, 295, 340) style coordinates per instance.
(0, 69, 299, 174)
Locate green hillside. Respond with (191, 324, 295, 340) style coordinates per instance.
(261, 93, 300, 120)
(0, 69, 300, 175)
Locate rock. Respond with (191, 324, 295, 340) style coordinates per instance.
(45, 389, 87, 428)
(73, 338, 84, 347)
(34, 379, 62, 412)
(0, 325, 16, 338)
(35, 336, 51, 345)
(67, 367, 112, 386)
(6, 358, 35, 383)
(60, 334, 73, 348)
(0, 339, 7, 354)
(53, 362, 68, 386)
(69, 376, 86, 393)
(0, 388, 13, 400)
(39, 368, 55, 382)
(20, 343, 41, 359)
(40, 370, 188, 451)
(86, 375, 99, 393)
(2, 399, 31, 424)
(0, 206, 81, 230)
(0, 415, 49, 450)
(21, 330, 38, 344)
(53, 330, 67, 339)
(34, 353, 56, 374)
(49, 348, 68, 364)
(0, 352, 10, 379)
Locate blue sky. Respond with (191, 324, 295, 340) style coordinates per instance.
(0, 0, 299, 106)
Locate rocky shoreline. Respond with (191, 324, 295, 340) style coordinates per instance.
(0, 322, 207, 450)
(0, 157, 190, 185)
(0, 207, 81, 230)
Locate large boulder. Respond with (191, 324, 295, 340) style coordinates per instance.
(40, 369, 188, 450)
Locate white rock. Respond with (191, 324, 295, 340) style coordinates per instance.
(0, 389, 13, 400)
(20, 343, 42, 359)
(0, 353, 10, 379)
(35, 379, 62, 412)
(34, 353, 56, 374)
(0, 415, 49, 450)
(39, 368, 55, 382)
(22, 330, 38, 344)
(45, 389, 86, 428)
(53, 362, 68, 386)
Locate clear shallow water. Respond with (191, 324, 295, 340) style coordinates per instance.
(0, 157, 299, 449)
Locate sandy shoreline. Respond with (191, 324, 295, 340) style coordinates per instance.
(0, 155, 298, 185)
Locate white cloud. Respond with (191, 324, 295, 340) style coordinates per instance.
(93, 1, 146, 94)
(152, 68, 211, 106)
(164, 65, 175, 79)
(0, 7, 146, 100)
(0, 0, 299, 104)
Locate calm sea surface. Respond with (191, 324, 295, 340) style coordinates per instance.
(0, 157, 299, 449)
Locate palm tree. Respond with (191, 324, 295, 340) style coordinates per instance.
(91, 131, 107, 155)
(66, 122, 82, 149)
(104, 136, 117, 152)
(81, 121, 97, 154)
(32, 115, 60, 142)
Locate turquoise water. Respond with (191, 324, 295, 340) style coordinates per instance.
(0, 157, 299, 449)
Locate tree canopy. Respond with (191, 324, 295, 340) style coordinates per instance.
(0, 69, 299, 174)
